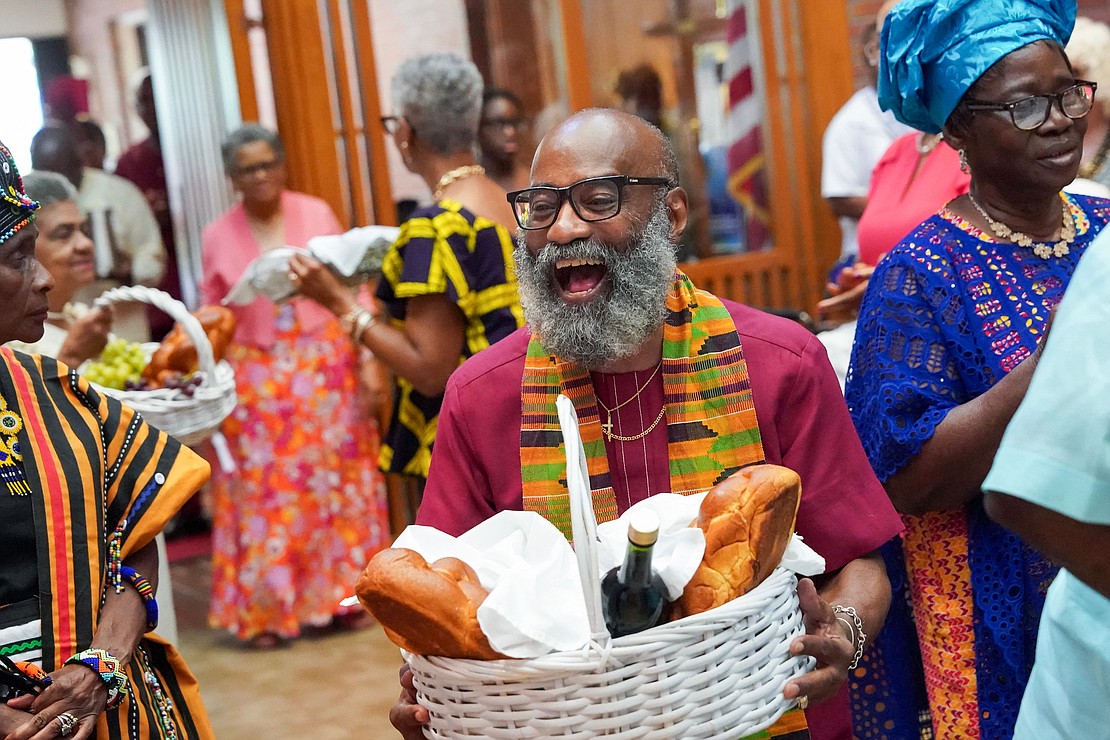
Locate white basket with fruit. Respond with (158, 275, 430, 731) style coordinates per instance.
(358, 396, 814, 739)
(81, 285, 237, 447)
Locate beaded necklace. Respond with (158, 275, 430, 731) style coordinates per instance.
(0, 394, 30, 495)
(968, 192, 1076, 260)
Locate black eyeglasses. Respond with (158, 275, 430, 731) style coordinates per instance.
(506, 175, 674, 230)
(964, 81, 1097, 131)
(380, 115, 402, 135)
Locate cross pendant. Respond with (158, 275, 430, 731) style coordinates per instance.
(601, 419, 613, 440)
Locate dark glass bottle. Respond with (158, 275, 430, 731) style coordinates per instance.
(601, 510, 667, 638)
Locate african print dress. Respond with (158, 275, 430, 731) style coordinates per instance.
(207, 306, 389, 641)
(375, 199, 524, 478)
(845, 192, 1110, 739)
(0, 350, 213, 738)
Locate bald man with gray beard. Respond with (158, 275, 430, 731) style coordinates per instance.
(392, 109, 903, 740)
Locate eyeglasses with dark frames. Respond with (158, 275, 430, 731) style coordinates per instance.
(964, 80, 1097, 131)
(380, 115, 402, 135)
(506, 175, 675, 231)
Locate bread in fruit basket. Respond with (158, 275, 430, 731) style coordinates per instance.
(355, 548, 506, 659)
(142, 305, 236, 384)
(674, 464, 802, 618)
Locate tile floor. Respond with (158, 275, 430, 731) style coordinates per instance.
(169, 555, 403, 739)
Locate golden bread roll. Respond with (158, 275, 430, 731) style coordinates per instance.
(355, 548, 506, 660)
(676, 464, 802, 618)
(142, 306, 237, 383)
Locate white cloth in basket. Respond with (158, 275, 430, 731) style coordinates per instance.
(595, 493, 826, 599)
(393, 513, 589, 658)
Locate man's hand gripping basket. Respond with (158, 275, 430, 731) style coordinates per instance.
(87, 286, 237, 446)
(406, 395, 813, 739)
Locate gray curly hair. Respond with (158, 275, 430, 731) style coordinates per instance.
(23, 170, 78, 207)
(221, 123, 285, 174)
(391, 53, 483, 156)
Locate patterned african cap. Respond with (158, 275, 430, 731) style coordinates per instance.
(0, 139, 40, 245)
(879, 0, 1077, 133)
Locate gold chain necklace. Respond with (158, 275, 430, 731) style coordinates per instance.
(967, 192, 1075, 260)
(595, 364, 663, 442)
(433, 164, 485, 200)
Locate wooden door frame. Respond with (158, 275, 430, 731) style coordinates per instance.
(556, 0, 854, 312)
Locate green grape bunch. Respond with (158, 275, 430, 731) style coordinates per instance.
(82, 338, 151, 391)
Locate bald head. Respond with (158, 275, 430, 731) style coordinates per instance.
(531, 108, 679, 185)
(30, 126, 84, 189)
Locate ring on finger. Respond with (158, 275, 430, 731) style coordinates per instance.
(57, 712, 79, 737)
(288, 271, 299, 282)
(797, 694, 809, 711)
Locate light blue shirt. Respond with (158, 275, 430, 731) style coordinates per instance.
(984, 228, 1110, 740)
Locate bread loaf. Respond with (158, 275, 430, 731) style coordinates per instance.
(355, 548, 506, 660)
(142, 305, 236, 383)
(675, 464, 802, 618)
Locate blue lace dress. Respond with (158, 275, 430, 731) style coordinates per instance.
(845, 193, 1110, 740)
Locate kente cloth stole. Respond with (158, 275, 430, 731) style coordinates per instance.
(520, 270, 766, 538)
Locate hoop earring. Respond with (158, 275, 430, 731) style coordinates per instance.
(958, 148, 971, 175)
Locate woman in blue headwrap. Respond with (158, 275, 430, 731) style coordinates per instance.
(844, 1, 1110, 738)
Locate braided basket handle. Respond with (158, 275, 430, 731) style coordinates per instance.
(92, 286, 216, 377)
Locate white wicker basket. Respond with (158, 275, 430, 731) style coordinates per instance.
(406, 395, 813, 739)
(86, 286, 237, 447)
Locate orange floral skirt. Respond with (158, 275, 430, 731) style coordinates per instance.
(208, 307, 389, 640)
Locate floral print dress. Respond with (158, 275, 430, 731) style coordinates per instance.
(208, 303, 388, 640)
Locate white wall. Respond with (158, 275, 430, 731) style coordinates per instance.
(369, 0, 470, 201)
(0, 0, 66, 38)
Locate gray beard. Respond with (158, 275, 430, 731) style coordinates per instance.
(513, 201, 678, 369)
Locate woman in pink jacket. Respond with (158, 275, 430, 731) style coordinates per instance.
(200, 124, 388, 649)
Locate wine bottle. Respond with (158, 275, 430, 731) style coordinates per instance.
(601, 509, 668, 637)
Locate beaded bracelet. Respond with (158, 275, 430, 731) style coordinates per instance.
(120, 564, 159, 632)
(64, 648, 129, 709)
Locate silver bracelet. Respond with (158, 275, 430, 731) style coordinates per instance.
(832, 604, 867, 671)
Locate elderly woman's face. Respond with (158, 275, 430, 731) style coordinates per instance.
(960, 42, 1087, 194)
(35, 200, 95, 292)
(0, 227, 53, 344)
(229, 140, 286, 206)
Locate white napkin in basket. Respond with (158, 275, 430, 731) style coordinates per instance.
(595, 494, 707, 600)
(392, 511, 590, 658)
(594, 494, 827, 600)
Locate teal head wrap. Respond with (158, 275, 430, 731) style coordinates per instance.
(879, 0, 1077, 133)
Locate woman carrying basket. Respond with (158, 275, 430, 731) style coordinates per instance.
(0, 138, 213, 739)
(201, 124, 390, 649)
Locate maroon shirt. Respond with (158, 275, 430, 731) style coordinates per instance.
(418, 299, 903, 740)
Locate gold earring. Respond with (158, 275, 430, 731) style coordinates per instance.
(959, 148, 970, 174)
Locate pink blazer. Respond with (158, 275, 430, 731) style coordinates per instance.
(201, 191, 342, 349)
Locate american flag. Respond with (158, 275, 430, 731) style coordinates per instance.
(725, 0, 771, 251)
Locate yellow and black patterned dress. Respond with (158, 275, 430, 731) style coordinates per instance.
(375, 199, 524, 478)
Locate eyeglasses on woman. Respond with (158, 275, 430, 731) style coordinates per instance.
(964, 80, 1097, 131)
